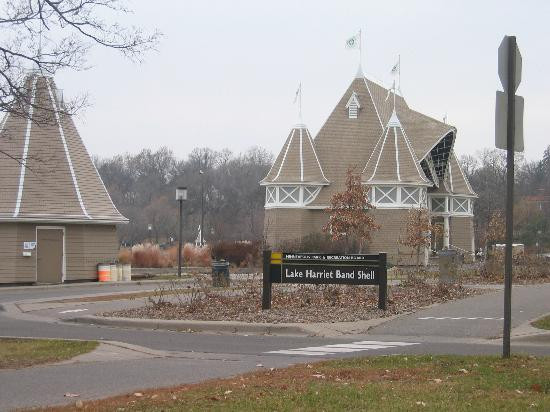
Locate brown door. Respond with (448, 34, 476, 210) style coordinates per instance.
(37, 229, 64, 283)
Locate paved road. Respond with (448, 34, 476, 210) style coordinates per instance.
(0, 282, 548, 411)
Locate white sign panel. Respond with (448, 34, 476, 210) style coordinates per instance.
(23, 241, 37, 250)
(495, 91, 524, 152)
(498, 36, 522, 93)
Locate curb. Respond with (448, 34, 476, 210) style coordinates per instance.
(0, 278, 196, 292)
(69, 315, 313, 336)
(511, 312, 550, 341)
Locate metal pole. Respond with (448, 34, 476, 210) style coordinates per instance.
(200, 152, 206, 246)
(178, 199, 183, 278)
(262, 250, 272, 310)
(503, 36, 516, 359)
(378, 253, 387, 310)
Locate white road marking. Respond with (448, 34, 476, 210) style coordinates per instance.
(265, 340, 419, 356)
(59, 308, 88, 314)
(417, 316, 503, 321)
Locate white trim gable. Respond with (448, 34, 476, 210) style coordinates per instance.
(345, 91, 361, 119)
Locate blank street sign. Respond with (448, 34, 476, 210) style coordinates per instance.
(495, 91, 524, 152)
(498, 36, 522, 93)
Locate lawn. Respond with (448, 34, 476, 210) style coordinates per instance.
(0, 338, 98, 369)
(532, 315, 550, 330)
(48, 354, 550, 411)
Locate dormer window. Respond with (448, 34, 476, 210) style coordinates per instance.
(345, 91, 361, 119)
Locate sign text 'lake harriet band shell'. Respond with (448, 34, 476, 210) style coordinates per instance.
(262, 250, 388, 310)
(274, 252, 381, 285)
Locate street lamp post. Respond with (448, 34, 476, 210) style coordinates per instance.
(199, 152, 207, 246)
(176, 187, 188, 278)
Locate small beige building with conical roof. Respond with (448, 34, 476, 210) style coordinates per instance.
(0, 73, 127, 283)
(262, 66, 476, 264)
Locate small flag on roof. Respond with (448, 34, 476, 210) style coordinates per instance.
(346, 31, 361, 49)
(391, 59, 400, 75)
(293, 83, 301, 104)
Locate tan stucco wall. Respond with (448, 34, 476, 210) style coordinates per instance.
(0, 222, 119, 283)
(449, 216, 474, 253)
(263, 207, 422, 265)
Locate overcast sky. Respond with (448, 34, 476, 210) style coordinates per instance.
(56, 0, 549, 161)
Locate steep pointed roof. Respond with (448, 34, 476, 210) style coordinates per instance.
(362, 108, 430, 186)
(430, 151, 477, 197)
(261, 123, 328, 185)
(0, 74, 127, 223)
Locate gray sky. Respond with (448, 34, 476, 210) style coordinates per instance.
(56, 0, 549, 161)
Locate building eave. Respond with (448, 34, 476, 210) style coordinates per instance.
(260, 180, 330, 186)
(0, 216, 129, 225)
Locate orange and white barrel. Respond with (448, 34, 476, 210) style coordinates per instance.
(122, 264, 132, 281)
(109, 263, 118, 281)
(97, 263, 110, 282)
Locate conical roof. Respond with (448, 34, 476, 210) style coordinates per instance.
(430, 151, 477, 196)
(0, 74, 127, 223)
(261, 124, 328, 185)
(362, 108, 430, 185)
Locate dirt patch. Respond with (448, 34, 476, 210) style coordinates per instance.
(105, 280, 488, 323)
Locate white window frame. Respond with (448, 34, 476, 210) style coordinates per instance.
(279, 186, 300, 204)
(264, 185, 322, 208)
(371, 185, 426, 208)
(402, 186, 420, 205)
(266, 186, 276, 205)
(451, 197, 469, 214)
(375, 186, 398, 204)
(303, 186, 321, 205)
(430, 197, 447, 213)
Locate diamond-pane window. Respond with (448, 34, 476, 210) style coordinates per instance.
(280, 186, 299, 204)
(303, 186, 320, 204)
(266, 187, 276, 204)
(402, 187, 420, 204)
(431, 197, 446, 212)
(375, 186, 397, 204)
(452, 197, 469, 213)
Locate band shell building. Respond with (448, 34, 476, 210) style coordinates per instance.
(0, 74, 127, 283)
(261, 65, 476, 264)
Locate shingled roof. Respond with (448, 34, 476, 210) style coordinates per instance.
(0, 74, 127, 223)
(362, 108, 430, 186)
(302, 70, 473, 206)
(261, 124, 328, 185)
(430, 151, 477, 197)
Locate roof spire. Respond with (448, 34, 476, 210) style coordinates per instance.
(386, 57, 402, 127)
(293, 82, 303, 126)
(346, 29, 363, 78)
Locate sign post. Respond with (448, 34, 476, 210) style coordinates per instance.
(262, 251, 388, 311)
(496, 35, 523, 359)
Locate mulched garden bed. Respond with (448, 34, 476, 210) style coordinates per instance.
(105, 280, 488, 324)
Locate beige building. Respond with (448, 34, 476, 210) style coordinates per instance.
(0, 74, 127, 284)
(261, 66, 476, 264)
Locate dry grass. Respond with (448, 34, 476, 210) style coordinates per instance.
(118, 243, 212, 268)
(0, 338, 97, 369)
(44, 355, 550, 411)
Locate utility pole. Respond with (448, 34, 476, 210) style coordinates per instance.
(200, 151, 207, 246)
(176, 187, 187, 278)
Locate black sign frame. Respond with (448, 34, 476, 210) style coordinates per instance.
(262, 250, 387, 311)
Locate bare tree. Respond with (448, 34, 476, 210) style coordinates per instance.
(399, 202, 441, 270)
(323, 168, 379, 253)
(0, 0, 160, 119)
